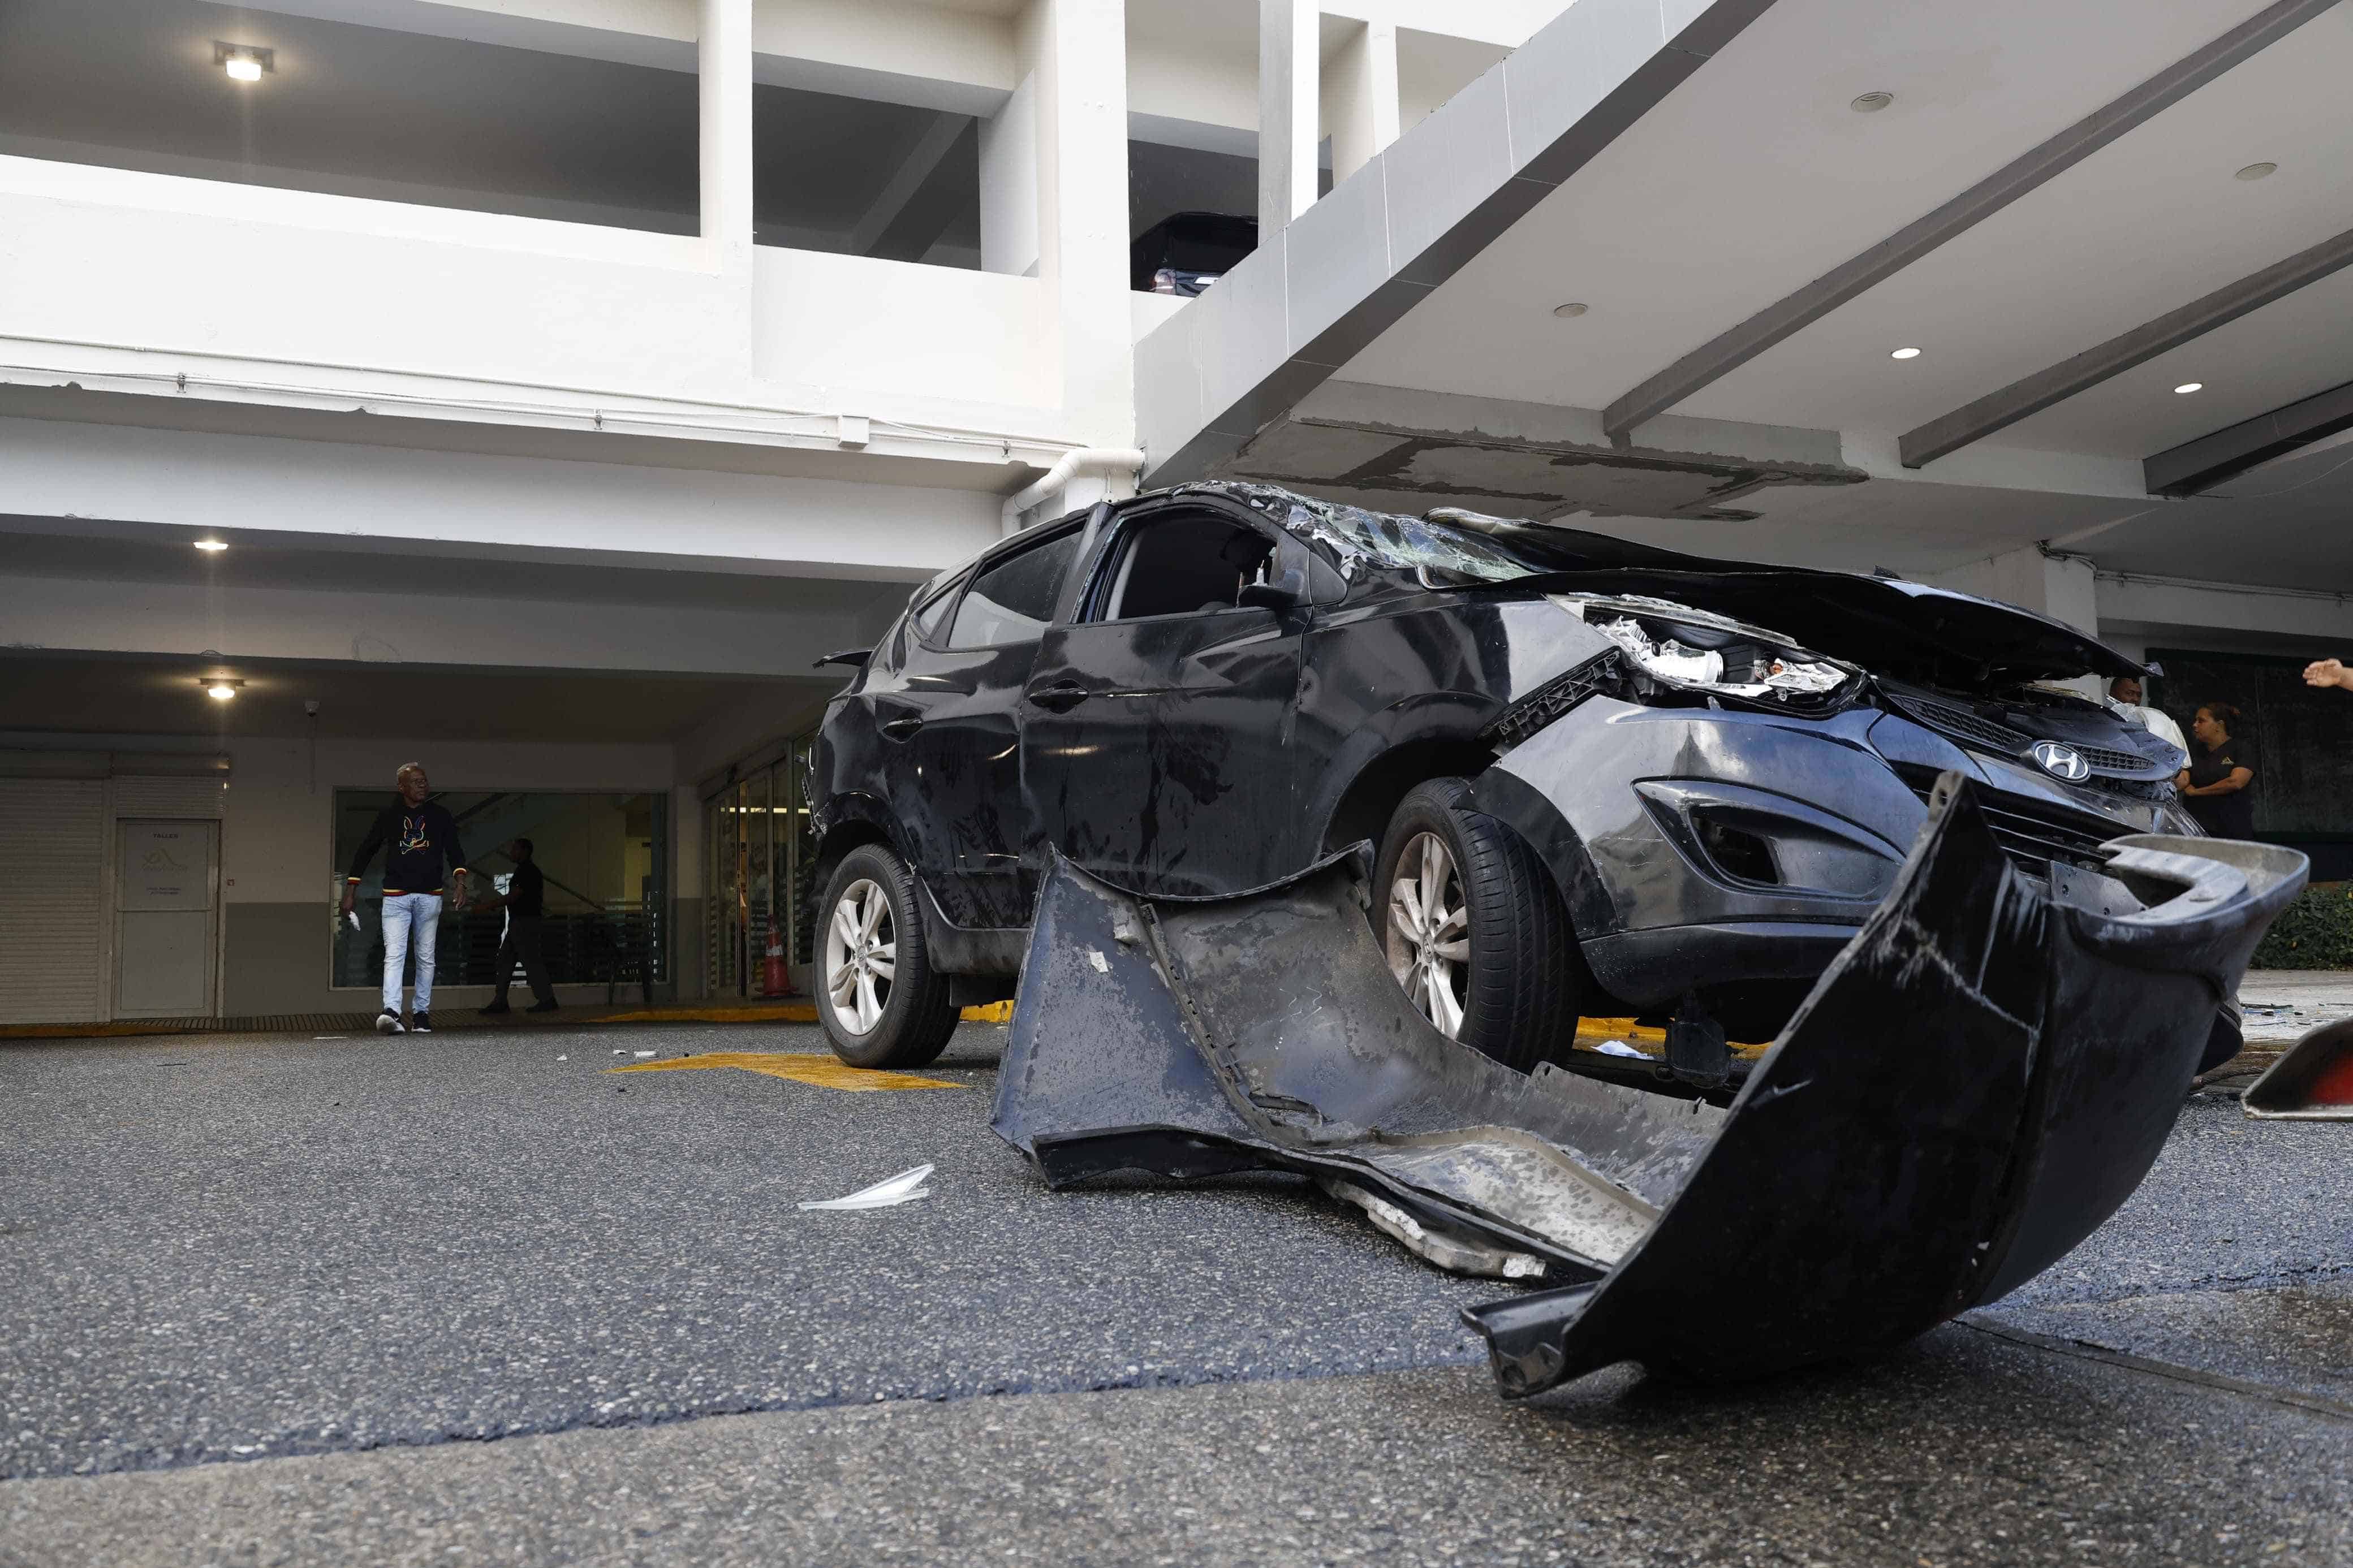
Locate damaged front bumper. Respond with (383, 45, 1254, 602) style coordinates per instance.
(993, 774, 2305, 1396)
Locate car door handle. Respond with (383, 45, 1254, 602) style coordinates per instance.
(880, 714, 925, 740)
(1026, 681, 1092, 712)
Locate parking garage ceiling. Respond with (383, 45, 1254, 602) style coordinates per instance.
(1147, 0, 2353, 584)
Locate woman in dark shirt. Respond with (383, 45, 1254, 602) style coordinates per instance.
(2177, 703, 2256, 838)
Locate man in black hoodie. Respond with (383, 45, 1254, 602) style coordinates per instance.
(342, 762, 467, 1034)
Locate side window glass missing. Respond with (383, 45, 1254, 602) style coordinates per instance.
(1092, 512, 1277, 621)
(946, 528, 1084, 649)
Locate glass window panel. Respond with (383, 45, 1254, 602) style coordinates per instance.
(332, 788, 669, 992)
(946, 529, 1083, 648)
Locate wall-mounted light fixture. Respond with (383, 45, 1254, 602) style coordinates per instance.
(214, 42, 274, 83)
(194, 538, 229, 552)
(202, 677, 245, 702)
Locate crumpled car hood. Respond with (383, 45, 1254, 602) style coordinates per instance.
(1502, 564, 2142, 686)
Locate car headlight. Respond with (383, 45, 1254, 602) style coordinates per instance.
(1551, 594, 1861, 712)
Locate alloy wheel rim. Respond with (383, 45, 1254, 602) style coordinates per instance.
(1385, 831, 1469, 1038)
(824, 878, 897, 1036)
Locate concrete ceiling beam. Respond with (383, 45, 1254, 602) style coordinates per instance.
(2143, 378, 2353, 498)
(1597, 0, 2342, 444)
(1899, 224, 2353, 470)
(1139, 0, 1788, 487)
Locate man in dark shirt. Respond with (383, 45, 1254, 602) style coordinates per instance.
(341, 763, 468, 1034)
(476, 838, 558, 1016)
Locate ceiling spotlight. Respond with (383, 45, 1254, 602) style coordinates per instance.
(1850, 91, 1894, 114)
(193, 538, 229, 552)
(1552, 302, 1589, 318)
(2174, 382, 2204, 395)
(1890, 347, 1922, 360)
(201, 678, 245, 702)
(214, 42, 273, 83)
(2234, 162, 2277, 182)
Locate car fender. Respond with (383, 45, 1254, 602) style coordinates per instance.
(1301, 693, 1498, 861)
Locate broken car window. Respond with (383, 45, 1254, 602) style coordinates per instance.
(947, 528, 1084, 649)
(1096, 512, 1277, 620)
(1178, 481, 1536, 585)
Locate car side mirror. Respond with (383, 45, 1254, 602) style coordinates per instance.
(1237, 566, 1307, 612)
(815, 648, 872, 670)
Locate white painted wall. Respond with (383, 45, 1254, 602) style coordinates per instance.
(751, 248, 1054, 408)
(0, 418, 1003, 582)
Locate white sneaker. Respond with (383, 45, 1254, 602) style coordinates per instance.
(375, 1012, 404, 1034)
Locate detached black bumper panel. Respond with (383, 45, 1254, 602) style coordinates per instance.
(993, 775, 2305, 1397)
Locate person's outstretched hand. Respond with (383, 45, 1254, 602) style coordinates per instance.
(2304, 658, 2352, 690)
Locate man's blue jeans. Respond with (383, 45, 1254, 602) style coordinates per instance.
(381, 892, 442, 1016)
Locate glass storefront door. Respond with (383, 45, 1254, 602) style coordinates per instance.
(704, 736, 816, 999)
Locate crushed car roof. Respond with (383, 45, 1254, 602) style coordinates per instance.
(1171, 481, 2145, 684)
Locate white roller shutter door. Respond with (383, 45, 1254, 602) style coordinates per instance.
(113, 776, 225, 820)
(0, 778, 107, 1025)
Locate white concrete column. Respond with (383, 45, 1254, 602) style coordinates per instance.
(1259, 0, 1319, 235)
(1325, 19, 1398, 184)
(699, 0, 754, 273)
(979, 71, 1041, 278)
(1009, 0, 1133, 445)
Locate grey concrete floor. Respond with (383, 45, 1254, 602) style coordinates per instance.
(2, 1020, 2348, 1566)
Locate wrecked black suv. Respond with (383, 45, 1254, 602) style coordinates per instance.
(805, 482, 2195, 1070)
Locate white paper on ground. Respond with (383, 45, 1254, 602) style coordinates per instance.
(799, 1163, 935, 1211)
(1592, 1039, 1648, 1059)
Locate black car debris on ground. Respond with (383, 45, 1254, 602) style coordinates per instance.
(804, 481, 2200, 1073)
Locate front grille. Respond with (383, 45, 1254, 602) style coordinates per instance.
(1890, 693, 2031, 757)
(1896, 767, 2131, 874)
(1882, 689, 2178, 785)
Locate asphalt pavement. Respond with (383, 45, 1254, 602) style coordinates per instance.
(2, 1019, 2348, 1566)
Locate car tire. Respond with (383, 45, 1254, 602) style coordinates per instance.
(816, 844, 959, 1069)
(1374, 777, 1586, 1073)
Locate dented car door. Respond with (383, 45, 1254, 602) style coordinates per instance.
(1021, 504, 1308, 897)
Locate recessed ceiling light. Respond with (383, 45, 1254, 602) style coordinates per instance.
(1890, 347, 1922, 360)
(201, 678, 244, 702)
(194, 538, 229, 552)
(2174, 382, 2204, 395)
(214, 42, 273, 83)
(1552, 302, 1589, 318)
(1850, 91, 1894, 114)
(2234, 162, 2277, 182)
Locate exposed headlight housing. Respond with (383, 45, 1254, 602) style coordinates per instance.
(1552, 594, 1862, 713)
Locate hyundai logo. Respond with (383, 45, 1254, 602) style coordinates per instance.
(2030, 741, 2091, 782)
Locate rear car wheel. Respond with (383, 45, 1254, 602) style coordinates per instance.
(1375, 778, 1586, 1072)
(817, 844, 959, 1069)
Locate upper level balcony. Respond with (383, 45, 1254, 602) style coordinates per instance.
(0, 0, 1558, 485)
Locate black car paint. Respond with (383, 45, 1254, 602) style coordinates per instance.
(808, 486, 2182, 1018)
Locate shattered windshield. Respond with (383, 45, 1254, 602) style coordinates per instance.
(1181, 481, 1539, 584)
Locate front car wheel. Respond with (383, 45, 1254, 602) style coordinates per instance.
(1373, 777, 1587, 1072)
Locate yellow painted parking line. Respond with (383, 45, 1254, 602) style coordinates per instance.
(609, 1051, 966, 1091)
(1571, 1016, 1773, 1061)
(593, 1002, 1009, 1026)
